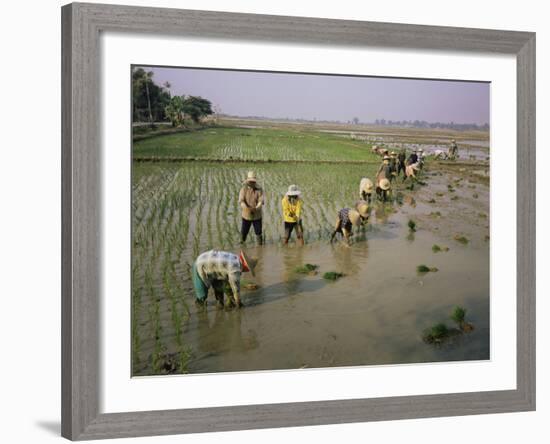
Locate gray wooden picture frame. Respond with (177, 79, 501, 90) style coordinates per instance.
(61, 2, 536, 440)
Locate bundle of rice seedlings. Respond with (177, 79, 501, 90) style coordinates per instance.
(294, 263, 319, 274)
(408, 219, 417, 232)
(432, 244, 442, 253)
(417, 264, 438, 273)
(422, 323, 450, 344)
(323, 271, 344, 281)
(454, 234, 469, 244)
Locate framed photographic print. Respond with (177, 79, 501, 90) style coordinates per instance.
(61, 2, 536, 440)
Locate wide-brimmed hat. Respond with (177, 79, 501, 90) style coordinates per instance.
(418, 148, 424, 152)
(239, 250, 258, 276)
(383, 155, 390, 161)
(285, 184, 301, 197)
(379, 178, 391, 191)
(356, 202, 369, 218)
(360, 177, 374, 192)
(390, 151, 397, 156)
(245, 171, 257, 182)
(348, 209, 362, 227)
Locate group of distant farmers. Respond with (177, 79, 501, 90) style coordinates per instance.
(192, 139, 459, 308)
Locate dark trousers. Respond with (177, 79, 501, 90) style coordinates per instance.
(397, 163, 405, 177)
(241, 218, 262, 242)
(284, 220, 303, 242)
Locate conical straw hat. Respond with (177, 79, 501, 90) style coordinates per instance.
(379, 178, 391, 191)
(348, 209, 361, 227)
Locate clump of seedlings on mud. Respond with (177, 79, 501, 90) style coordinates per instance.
(435, 192, 445, 197)
(472, 193, 479, 199)
(432, 244, 449, 253)
(294, 263, 319, 275)
(417, 264, 439, 274)
(242, 280, 259, 290)
(429, 211, 442, 218)
(454, 234, 469, 245)
(422, 306, 475, 345)
(428, 198, 436, 204)
(407, 219, 417, 232)
(323, 271, 344, 281)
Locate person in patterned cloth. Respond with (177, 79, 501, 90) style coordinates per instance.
(330, 202, 369, 245)
(192, 249, 258, 309)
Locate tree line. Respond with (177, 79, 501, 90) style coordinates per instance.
(132, 67, 213, 127)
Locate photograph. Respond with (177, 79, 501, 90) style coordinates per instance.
(131, 66, 490, 376)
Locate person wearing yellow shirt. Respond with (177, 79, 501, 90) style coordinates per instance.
(281, 184, 304, 246)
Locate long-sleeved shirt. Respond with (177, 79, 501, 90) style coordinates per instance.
(238, 183, 264, 221)
(195, 250, 241, 300)
(281, 196, 302, 223)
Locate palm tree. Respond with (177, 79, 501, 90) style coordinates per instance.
(144, 71, 154, 128)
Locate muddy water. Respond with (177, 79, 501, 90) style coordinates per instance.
(184, 173, 490, 373)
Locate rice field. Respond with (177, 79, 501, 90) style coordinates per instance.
(132, 123, 490, 376)
(133, 127, 379, 162)
(132, 160, 379, 375)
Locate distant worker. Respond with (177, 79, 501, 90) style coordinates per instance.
(417, 148, 425, 169)
(330, 202, 369, 245)
(193, 249, 257, 309)
(359, 177, 374, 203)
(448, 139, 459, 160)
(406, 149, 419, 166)
(397, 149, 407, 177)
(281, 184, 304, 245)
(376, 155, 392, 180)
(376, 177, 392, 202)
(238, 171, 265, 245)
(389, 151, 398, 180)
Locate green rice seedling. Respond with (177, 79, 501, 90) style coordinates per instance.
(429, 211, 441, 218)
(485, 235, 490, 241)
(428, 198, 436, 204)
(417, 264, 438, 273)
(454, 234, 469, 245)
(450, 306, 466, 326)
(432, 244, 441, 253)
(436, 192, 444, 197)
(323, 271, 344, 281)
(472, 193, 479, 199)
(450, 195, 459, 201)
(478, 212, 487, 218)
(294, 263, 319, 274)
(408, 219, 416, 232)
(422, 323, 450, 344)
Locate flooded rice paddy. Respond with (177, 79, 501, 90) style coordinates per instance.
(132, 159, 490, 376)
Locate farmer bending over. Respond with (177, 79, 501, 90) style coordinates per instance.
(239, 171, 265, 245)
(193, 249, 258, 309)
(330, 202, 369, 245)
(281, 184, 304, 245)
(376, 177, 392, 202)
(359, 177, 374, 203)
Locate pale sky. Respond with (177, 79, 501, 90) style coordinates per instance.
(143, 66, 490, 125)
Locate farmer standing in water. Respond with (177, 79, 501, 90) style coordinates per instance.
(192, 249, 258, 309)
(238, 171, 265, 245)
(281, 184, 304, 245)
